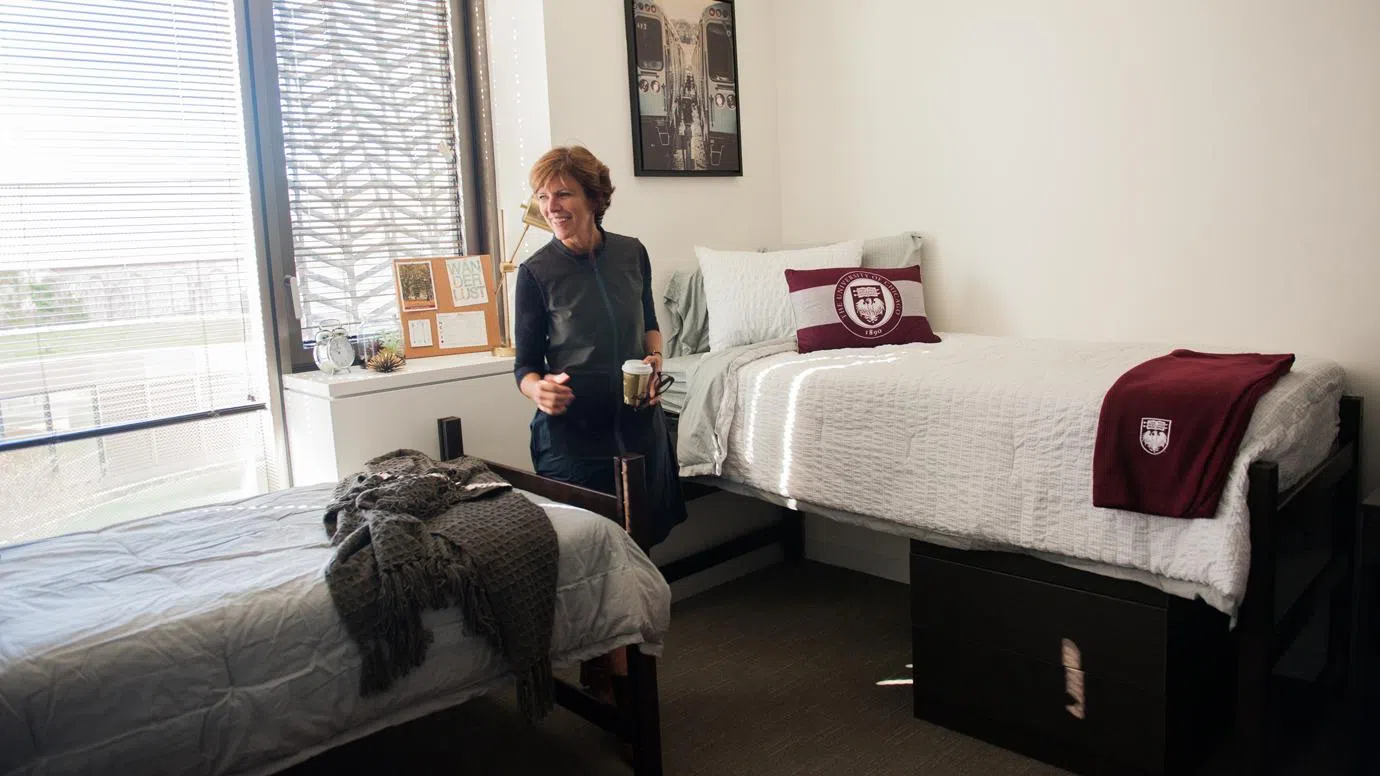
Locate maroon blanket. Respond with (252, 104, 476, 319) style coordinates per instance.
(1092, 349, 1294, 518)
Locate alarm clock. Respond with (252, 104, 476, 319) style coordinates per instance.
(313, 322, 356, 375)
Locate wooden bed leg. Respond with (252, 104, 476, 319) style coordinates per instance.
(1238, 461, 1280, 776)
(782, 507, 804, 563)
(625, 649, 663, 776)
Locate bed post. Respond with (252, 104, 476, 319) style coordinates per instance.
(616, 454, 652, 553)
(625, 649, 663, 776)
(1338, 396, 1364, 770)
(782, 507, 804, 562)
(614, 453, 664, 776)
(1236, 395, 1364, 775)
(437, 416, 464, 461)
(434, 417, 664, 775)
(1238, 460, 1279, 775)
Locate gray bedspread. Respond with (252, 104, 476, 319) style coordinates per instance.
(0, 484, 670, 776)
(673, 337, 798, 477)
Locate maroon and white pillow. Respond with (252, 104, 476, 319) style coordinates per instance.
(783, 265, 941, 353)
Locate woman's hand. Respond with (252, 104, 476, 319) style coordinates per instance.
(642, 353, 663, 405)
(525, 372, 574, 415)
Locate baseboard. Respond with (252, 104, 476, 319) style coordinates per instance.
(806, 543, 909, 584)
(668, 545, 783, 602)
(654, 491, 782, 601)
(655, 499, 914, 598)
(803, 513, 910, 583)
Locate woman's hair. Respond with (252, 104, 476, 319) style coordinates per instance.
(529, 146, 615, 225)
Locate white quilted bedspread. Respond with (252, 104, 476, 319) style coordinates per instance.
(677, 333, 1344, 615)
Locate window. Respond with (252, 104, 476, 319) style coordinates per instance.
(0, 0, 276, 544)
(0, 0, 491, 543)
(705, 23, 734, 82)
(250, 0, 482, 370)
(635, 17, 664, 71)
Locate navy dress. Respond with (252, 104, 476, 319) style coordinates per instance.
(513, 228, 687, 547)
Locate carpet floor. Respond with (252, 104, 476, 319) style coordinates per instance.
(285, 560, 1366, 775)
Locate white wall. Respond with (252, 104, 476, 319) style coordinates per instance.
(776, 0, 1380, 487)
(540, 0, 783, 324)
(488, 3, 553, 224)
(485, 2, 554, 348)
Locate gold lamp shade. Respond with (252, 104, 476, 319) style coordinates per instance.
(520, 195, 550, 231)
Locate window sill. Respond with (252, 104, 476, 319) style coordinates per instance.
(282, 352, 515, 400)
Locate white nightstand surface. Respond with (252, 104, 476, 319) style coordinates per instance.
(282, 353, 516, 400)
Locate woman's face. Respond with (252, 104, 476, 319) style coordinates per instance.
(535, 175, 596, 245)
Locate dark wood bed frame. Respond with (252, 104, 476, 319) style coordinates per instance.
(437, 416, 663, 776)
(664, 396, 1366, 775)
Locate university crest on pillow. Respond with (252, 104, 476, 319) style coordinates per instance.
(783, 265, 941, 353)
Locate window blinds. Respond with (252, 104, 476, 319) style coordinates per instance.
(270, 0, 466, 343)
(0, 0, 271, 542)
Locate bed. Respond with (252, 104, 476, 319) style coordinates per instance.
(0, 419, 669, 776)
(658, 239, 1364, 775)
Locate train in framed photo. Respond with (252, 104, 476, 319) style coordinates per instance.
(625, 0, 742, 176)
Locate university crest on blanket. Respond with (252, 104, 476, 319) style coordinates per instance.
(1139, 417, 1171, 456)
(1093, 350, 1294, 518)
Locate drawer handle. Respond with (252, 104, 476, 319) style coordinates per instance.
(1063, 638, 1086, 720)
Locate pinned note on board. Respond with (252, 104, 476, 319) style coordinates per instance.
(392, 255, 498, 359)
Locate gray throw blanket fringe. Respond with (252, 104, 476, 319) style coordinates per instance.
(323, 449, 559, 721)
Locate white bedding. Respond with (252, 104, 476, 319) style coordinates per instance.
(676, 333, 1344, 616)
(0, 484, 671, 776)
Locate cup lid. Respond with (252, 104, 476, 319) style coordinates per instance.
(622, 359, 653, 374)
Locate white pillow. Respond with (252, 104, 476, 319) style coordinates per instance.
(695, 240, 864, 351)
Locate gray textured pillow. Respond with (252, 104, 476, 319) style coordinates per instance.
(760, 231, 923, 270)
(859, 231, 924, 269)
(662, 267, 709, 357)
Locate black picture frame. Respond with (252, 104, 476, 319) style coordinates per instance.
(624, 0, 743, 177)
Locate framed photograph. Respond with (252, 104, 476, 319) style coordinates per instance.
(624, 0, 742, 176)
(395, 259, 438, 312)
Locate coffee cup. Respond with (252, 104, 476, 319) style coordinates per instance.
(622, 359, 675, 407)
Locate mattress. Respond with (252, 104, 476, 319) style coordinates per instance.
(659, 352, 705, 416)
(675, 333, 1345, 616)
(0, 484, 671, 776)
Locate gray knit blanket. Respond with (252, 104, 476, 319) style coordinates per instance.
(322, 449, 559, 721)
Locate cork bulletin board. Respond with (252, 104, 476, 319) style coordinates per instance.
(392, 255, 499, 359)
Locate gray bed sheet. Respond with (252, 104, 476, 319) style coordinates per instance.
(0, 484, 670, 776)
(659, 352, 705, 416)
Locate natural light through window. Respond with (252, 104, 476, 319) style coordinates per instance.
(0, 0, 273, 543)
(272, 0, 466, 342)
(740, 353, 833, 466)
(876, 663, 913, 687)
(777, 354, 899, 495)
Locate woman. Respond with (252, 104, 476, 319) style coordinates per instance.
(513, 145, 687, 703)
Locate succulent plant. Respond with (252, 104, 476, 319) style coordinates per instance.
(365, 348, 405, 373)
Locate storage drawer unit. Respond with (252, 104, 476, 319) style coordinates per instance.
(910, 540, 1232, 776)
